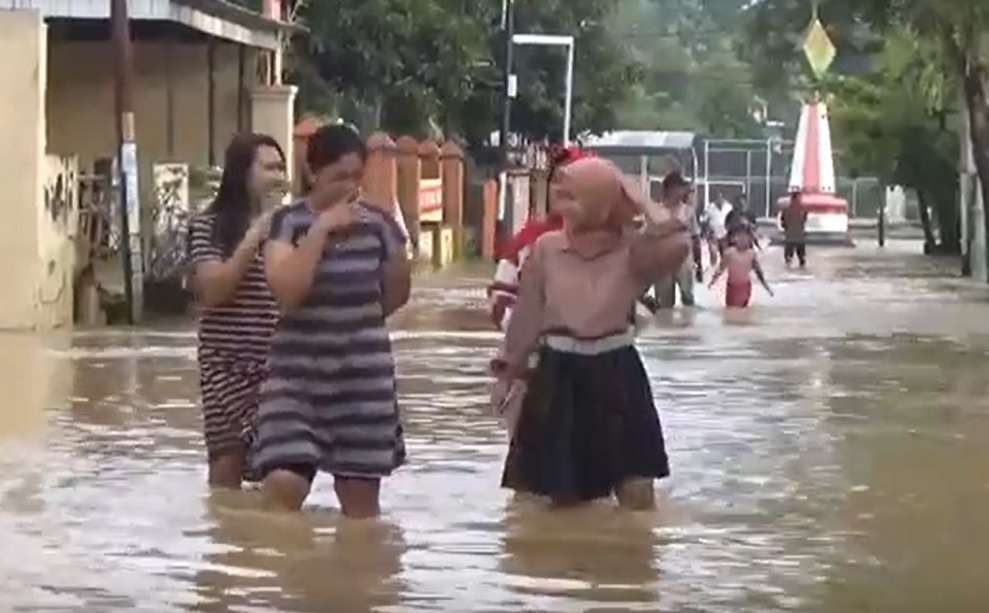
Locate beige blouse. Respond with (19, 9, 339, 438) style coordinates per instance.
(499, 221, 689, 374)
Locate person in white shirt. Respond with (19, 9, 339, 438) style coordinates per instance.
(703, 194, 735, 258)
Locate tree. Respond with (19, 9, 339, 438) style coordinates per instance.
(270, 0, 638, 145)
(824, 27, 959, 252)
(743, 0, 989, 265)
(611, 0, 769, 136)
(465, 0, 640, 144)
(286, 0, 491, 137)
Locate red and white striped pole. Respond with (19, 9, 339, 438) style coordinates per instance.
(777, 97, 854, 246)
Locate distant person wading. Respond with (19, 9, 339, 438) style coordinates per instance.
(188, 133, 287, 489)
(653, 172, 702, 309)
(780, 192, 808, 268)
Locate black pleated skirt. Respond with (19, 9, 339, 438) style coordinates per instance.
(501, 344, 670, 502)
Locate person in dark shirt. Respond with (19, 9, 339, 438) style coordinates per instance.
(780, 191, 808, 268)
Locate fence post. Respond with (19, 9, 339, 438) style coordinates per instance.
(396, 136, 420, 253)
(482, 179, 498, 261)
(419, 140, 442, 266)
(363, 132, 397, 212)
(440, 140, 464, 260)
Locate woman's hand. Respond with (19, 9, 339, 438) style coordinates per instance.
(243, 208, 277, 250)
(312, 202, 358, 237)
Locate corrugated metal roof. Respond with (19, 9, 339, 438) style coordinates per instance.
(583, 131, 697, 151)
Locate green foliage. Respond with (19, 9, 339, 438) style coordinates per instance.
(278, 0, 639, 145)
(740, 0, 973, 251)
(610, 0, 769, 137)
(287, 0, 491, 138)
(825, 28, 955, 188)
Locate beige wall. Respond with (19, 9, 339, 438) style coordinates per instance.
(0, 16, 297, 329)
(0, 10, 47, 330)
(47, 38, 256, 207)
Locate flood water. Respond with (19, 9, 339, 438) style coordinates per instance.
(3, 240, 989, 612)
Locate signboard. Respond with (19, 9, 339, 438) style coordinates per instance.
(419, 179, 443, 223)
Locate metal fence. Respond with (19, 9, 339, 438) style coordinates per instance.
(596, 139, 889, 220)
(700, 140, 885, 219)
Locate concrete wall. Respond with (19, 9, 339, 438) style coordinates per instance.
(0, 10, 47, 330)
(0, 13, 296, 329)
(37, 154, 79, 329)
(46, 38, 255, 204)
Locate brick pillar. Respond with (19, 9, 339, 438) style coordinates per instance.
(440, 141, 464, 259)
(532, 168, 549, 217)
(419, 140, 441, 185)
(482, 179, 498, 260)
(363, 132, 397, 212)
(396, 136, 420, 250)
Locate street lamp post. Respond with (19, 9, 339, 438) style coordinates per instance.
(495, 27, 577, 239)
(511, 33, 576, 145)
(496, 0, 516, 235)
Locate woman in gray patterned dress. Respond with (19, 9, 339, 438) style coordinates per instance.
(256, 124, 412, 518)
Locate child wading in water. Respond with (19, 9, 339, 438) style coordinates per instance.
(491, 157, 690, 510)
(707, 229, 773, 307)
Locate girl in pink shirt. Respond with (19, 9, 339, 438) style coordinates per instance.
(707, 229, 773, 307)
(490, 157, 690, 509)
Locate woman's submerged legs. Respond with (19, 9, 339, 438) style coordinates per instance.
(616, 477, 657, 510)
(334, 476, 382, 519)
(261, 465, 315, 511)
(208, 446, 248, 489)
(259, 467, 382, 519)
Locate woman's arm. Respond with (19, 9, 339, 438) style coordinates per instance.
(492, 241, 546, 379)
(627, 202, 691, 282)
(189, 213, 270, 308)
(378, 210, 412, 317)
(265, 204, 353, 310)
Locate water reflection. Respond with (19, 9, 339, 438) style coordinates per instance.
(500, 499, 662, 611)
(2, 244, 989, 611)
(193, 492, 404, 612)
(0, 331, 73, 443)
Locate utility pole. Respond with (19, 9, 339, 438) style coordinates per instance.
(111, 0, 143, 324)
(496, 0, 515, 242)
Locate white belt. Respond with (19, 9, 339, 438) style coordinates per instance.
(543, 330, 634, 355)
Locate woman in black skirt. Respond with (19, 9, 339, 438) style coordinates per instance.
(491, 157, 690, 509)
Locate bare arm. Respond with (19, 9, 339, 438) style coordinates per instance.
(493, 242, 545, 379)
(707, 254, 728, 287)
(627, 198, 690, 282)
(752, 256, 773, 294)
(264, 205, 352, 310)
(189, 214, 267, 308)
(382, 257, 412, 317)
(376, 207, 412, 317)
(264, 234, 331, 311)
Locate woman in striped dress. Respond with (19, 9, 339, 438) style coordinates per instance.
(187, 133, 286, 489)
(255, 124, 412, 518)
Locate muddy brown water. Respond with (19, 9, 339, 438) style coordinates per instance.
(2, 240, 989, 612)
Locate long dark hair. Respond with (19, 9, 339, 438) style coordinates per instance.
(207, 133, 286, 256)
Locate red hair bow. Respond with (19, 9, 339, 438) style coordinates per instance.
(550, 144, 593, 169)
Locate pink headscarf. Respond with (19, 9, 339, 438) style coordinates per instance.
(554, 157, 645, 257)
